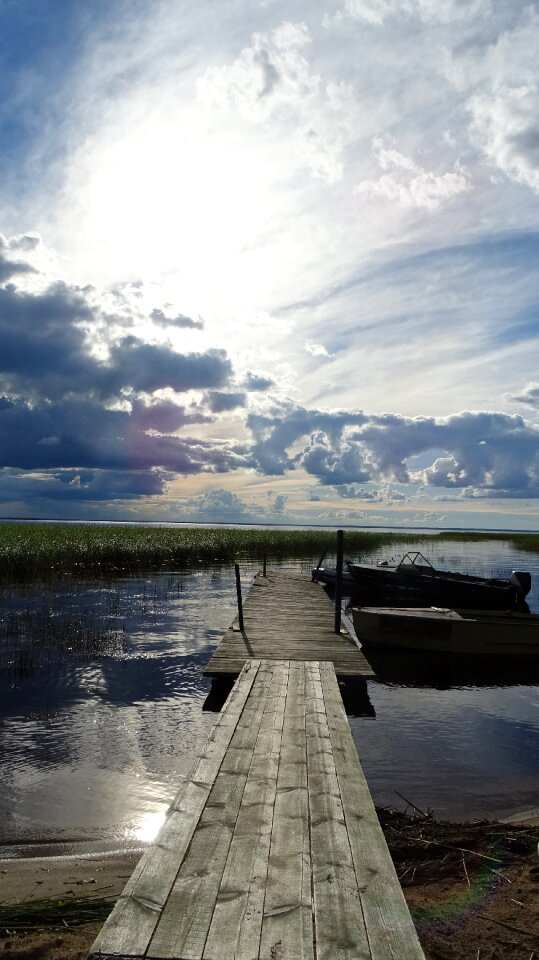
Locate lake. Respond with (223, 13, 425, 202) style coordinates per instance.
(1, 535, 539, 858)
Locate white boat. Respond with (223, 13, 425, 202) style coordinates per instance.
(351, 606, 539, 656)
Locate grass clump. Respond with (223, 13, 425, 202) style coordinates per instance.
(0, 896, 115, 932)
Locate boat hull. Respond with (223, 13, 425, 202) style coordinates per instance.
(352, 607, 539, 657)
(347, 560, 529, 611)
(311, 567, 354, 592)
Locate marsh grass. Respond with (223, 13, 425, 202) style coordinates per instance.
(0, 524, 410, 580)
(0, 524, 537, 581)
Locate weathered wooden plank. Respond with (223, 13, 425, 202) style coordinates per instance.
(305, 662, 372, 960)
(319, 661, 425, 960)
(146, 662, 275, 959)
(202, 661, 289, 959)
(259, 661, 314, 960)
(89, 652, 421, 960)
(205, 572, 373, 680)
(88, 660, 261, 960)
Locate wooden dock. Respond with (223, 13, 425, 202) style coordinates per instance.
(89, 659, 425, 960)
(205, 571, 374, 678)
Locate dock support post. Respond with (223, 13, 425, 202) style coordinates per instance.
(334, 529, 344, 634)
(263, 552, 267, 577)
(235, 563, 245, 632)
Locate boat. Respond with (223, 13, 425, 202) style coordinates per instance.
(347, 551, 531, 611)
(311, 566, 354, 591)
(352, 606, 539, 657)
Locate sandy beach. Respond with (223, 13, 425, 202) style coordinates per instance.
(1, 810, 538, 960)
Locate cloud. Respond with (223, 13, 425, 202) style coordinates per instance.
(334, 0, 491, 26)
(305, 341, 334, 358)
(509, 383, 539, 409)
(444, 7, 539, 195)
(242, 371, 274, 391)
(0, 467, 169, 503)
(245, 403, 539, 499)
(302, 436, 371, 485)
(245, 402, 368, 475)
(150, 308, 204, 330)
(358, 410, 539, 497)
(356, 138, 470, 210)
(131, 398, 212, 432)
(0, 233, 39, 282)
(206, 391, 247, 412)
(0, 251, 232, 402)
(0, 396, 245, 475)
(198, 21, 354, 182)
(107, 339, 231, 396)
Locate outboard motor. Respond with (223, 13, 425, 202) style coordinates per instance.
(510, 571, 532, 599)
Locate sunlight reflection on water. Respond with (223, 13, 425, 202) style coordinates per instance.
(0, 541, 539, 857)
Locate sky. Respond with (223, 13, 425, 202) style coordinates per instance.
(0, 0, 538, 530)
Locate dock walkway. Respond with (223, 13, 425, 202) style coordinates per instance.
(205, 570, 373, 678)
(89, 659, 425, 960)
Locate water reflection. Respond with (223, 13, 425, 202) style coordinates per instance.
(362, 646, 539, 689)
(0, 544, 539, 851)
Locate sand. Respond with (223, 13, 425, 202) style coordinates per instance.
(1, 813, 538, 960)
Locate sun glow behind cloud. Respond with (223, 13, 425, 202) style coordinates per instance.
(58, 106, 279, 307)
(0, 0, 538, 526)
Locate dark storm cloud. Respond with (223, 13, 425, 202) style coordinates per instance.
(1, 244, 538, 508)
(0, 274, 231, 401)
(0, 281, 95, 398)
(0, 255, 243, 504)
(0, 397, 246, 475)
(106, 339, 231, 395)
(131, 398, 212, 432)
(0, 467, 169, 502)
(206, 390, 247, 412)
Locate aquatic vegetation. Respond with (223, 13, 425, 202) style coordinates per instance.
(0, 523, 537, 580)
(0, 524, 412, 579)
(435, 530, 539, 554)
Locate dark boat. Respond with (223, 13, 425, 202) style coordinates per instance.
(311, 566, 354, 592)
(347, 551, 531, 611)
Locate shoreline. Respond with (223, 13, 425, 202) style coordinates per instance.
(1, 809, 538, 960)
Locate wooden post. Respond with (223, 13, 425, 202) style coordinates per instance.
(234, 563, 244, 632)
(263, 552, 267, 577)
(334, 529, 344, 634)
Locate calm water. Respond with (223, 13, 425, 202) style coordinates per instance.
(1, 538, 539, 858)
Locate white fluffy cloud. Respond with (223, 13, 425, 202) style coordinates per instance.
(442, 7, 539, 194)
(198, 21, 355, 182)
(356, 137, 470, 209)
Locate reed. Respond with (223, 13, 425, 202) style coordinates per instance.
(0, 524, 537, 580)
(0, 524, 412, 579)
(435, 530, 539, 553)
